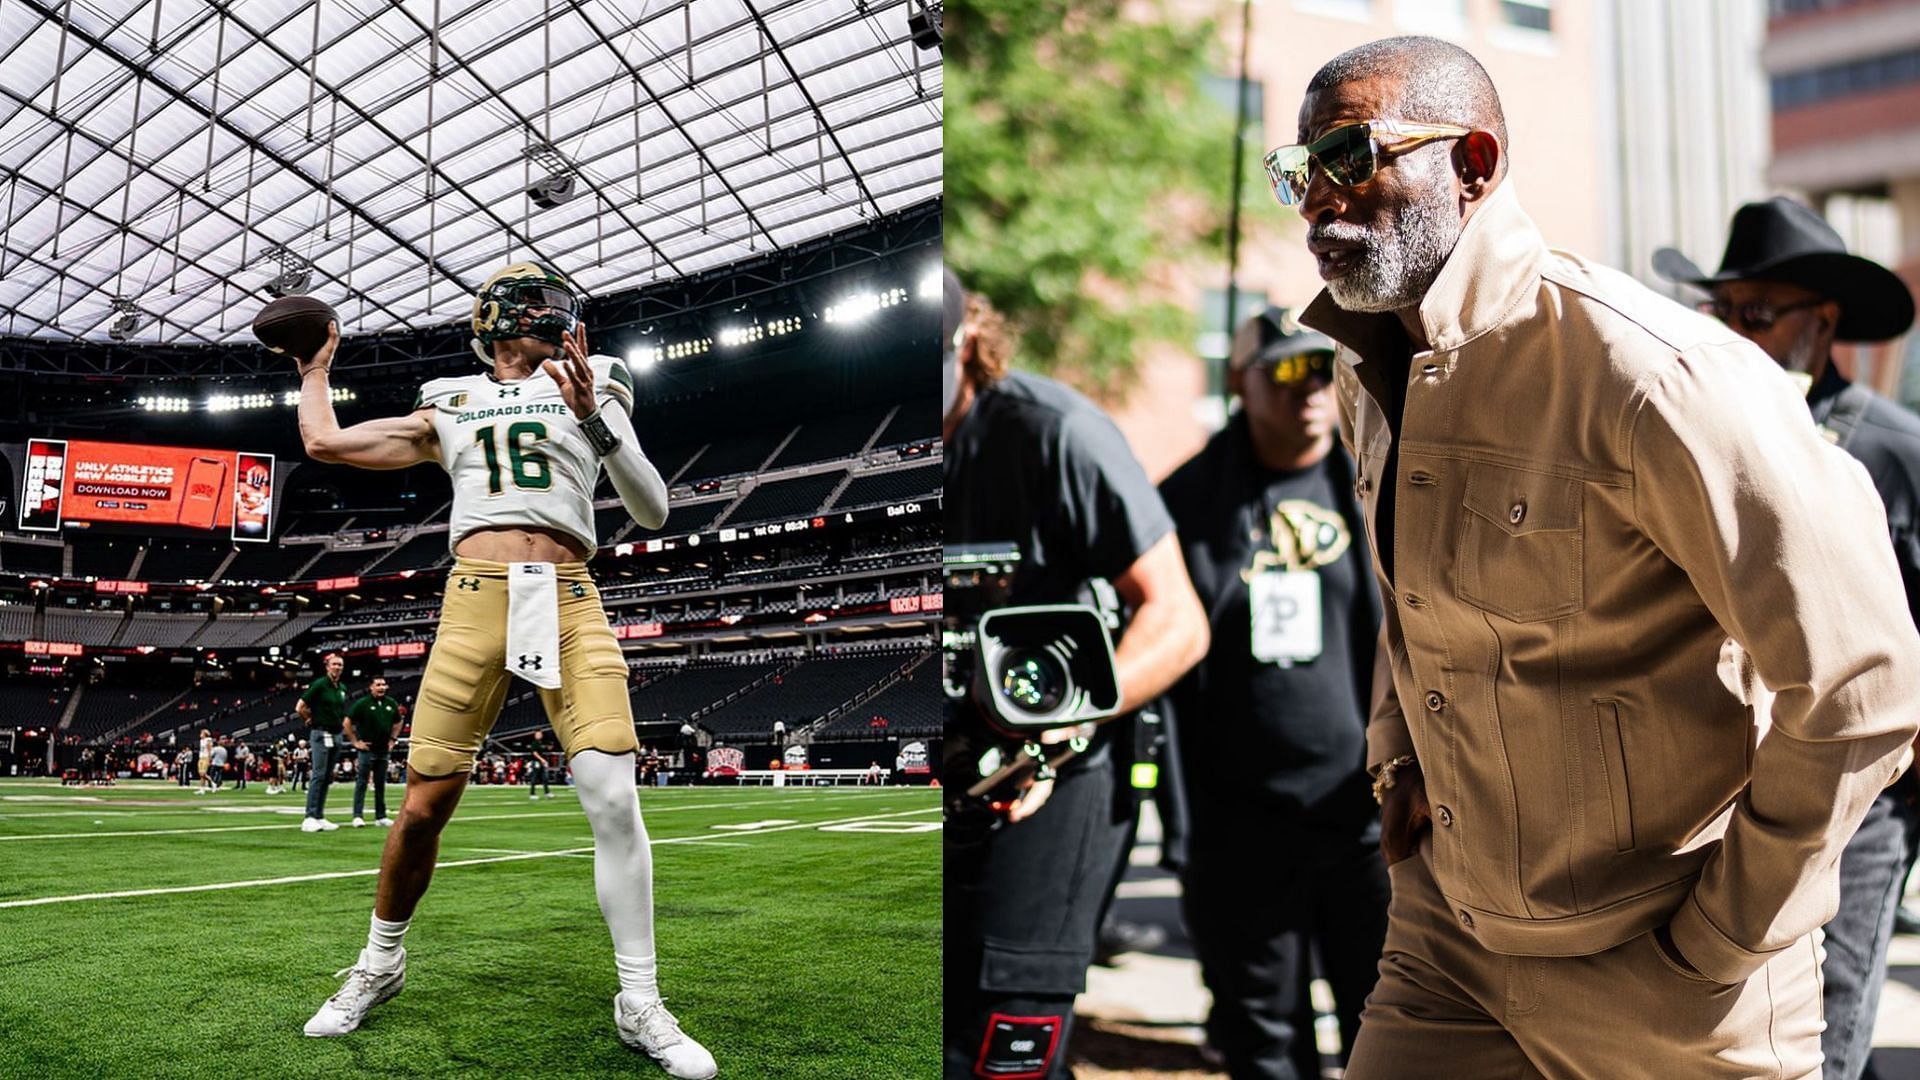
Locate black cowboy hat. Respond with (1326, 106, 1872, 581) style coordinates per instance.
(1652, 195, 1914, 342)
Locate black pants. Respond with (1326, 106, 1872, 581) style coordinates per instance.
(945, 759, 1132, 1080)
(1182, 806, 1390, 1080)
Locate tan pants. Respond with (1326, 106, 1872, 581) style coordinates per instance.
(407, 557, 637, 777)
(1348, 842, 1824, 1079)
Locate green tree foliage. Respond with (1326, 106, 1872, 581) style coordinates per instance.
(944, 0, 1238, 391)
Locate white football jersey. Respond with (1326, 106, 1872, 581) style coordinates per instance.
(415, 354, 636, 553)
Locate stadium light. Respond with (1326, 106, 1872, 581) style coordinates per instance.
(824, 287, 908, 325)
(136, 395, 192, 413)
(664, 337, 711, 360)
(919, 268, 941, 300)
(628, 348, 661, 372)
(716, 324, 763, 348)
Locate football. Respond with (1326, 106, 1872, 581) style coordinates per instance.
(251, 296, 337, 363)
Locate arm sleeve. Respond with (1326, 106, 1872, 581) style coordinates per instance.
(1631, 347, 1920, 984)
(597, 402, 669, 531)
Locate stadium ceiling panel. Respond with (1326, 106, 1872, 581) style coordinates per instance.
(0, 0, 942, 345)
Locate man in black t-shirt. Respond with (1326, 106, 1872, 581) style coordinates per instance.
(1161, 308, 1388, 1079)
(942, 270, 1209, 1080)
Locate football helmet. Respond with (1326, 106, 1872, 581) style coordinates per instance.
(470, 262, 578, 364)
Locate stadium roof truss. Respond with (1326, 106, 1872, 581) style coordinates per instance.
(0, 0, 942, 346)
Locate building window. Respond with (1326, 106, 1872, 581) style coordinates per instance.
(1499, 0, 1551, 33)
(1201, 74, 1264, 141)
(1772, 46, 1920, 111)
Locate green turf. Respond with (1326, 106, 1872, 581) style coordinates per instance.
(0, 778, 940, 1078)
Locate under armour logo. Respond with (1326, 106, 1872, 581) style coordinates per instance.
(518, 654, 543, 671)
(569, 582, 587, 598)
(499, 386, 522, 398)
(456, 577, 480, 591)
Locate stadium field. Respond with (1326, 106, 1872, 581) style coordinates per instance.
(0, 778, 939, 1079)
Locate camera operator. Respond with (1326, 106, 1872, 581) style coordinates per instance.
(942, 267, 1210, 1080)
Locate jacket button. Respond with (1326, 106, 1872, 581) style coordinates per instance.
(1358, 477, 1370, 494)
(1459, 910, 1475, 928)
(1425, 690, 1446, 713)
(1509, 500, 1526, 525)
(1436, 805, 1454, 827)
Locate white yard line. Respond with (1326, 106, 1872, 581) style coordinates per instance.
(0, 794, 927, 842)
(0, 807, 940, 909)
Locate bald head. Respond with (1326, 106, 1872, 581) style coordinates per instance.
(1306, 36, 1507, 176)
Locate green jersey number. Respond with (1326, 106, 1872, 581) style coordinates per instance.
(474, 422, 553, 495)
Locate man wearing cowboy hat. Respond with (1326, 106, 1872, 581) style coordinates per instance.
(1657, 196, 1920, 1080)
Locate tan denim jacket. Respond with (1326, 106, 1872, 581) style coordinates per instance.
(1301, 182, 1920, 984)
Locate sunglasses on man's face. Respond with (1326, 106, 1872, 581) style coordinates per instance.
(1698, 297, 1825, 333)
(1253, 351, 1335, 387)
(1264, 119, 1473, 208)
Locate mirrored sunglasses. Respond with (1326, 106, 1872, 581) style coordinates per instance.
(1264, 119, 1473, 208)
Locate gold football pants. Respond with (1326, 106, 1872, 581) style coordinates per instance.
(407, 557, 636, 777)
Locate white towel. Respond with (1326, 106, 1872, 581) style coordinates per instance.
(505, 562, 562, 689)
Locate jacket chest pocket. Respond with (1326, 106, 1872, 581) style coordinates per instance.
(1455, 462, 1584, 622)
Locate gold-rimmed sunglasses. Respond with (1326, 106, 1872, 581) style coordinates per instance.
(1263, 119, 1473, 208)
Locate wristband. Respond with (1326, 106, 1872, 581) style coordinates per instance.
(578, 407, 622, 456)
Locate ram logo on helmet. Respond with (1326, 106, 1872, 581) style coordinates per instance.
(469, 262, 578, 365)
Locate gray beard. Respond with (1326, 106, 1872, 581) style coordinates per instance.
(1319, 172, 1463, 314)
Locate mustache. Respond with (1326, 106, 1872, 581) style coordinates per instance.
(1306, 221, 1380, 247)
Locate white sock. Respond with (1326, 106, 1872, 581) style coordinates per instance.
(366, 913, 409, 970)
(570, 751, 660, 1001)
(615, 952, 659, 1004)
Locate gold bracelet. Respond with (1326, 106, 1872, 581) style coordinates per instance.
(1370, 754, 1418, 805)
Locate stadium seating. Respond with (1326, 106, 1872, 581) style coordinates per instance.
(223, 541, 325, 583)
(677, 427, 788, 482)
(42, 608, 126, 646)
(0, 683, 70, 730)
(767, 406, 894, 468)
(1, 540, 61, 576)
(725, 472, 846, 525)
(833, 463, 940, 509)
(363, 532, 452, 575)
(71, 537, 141, 580)
(66, 684, 188, 739)
(299, 548, 382, 581)
(699, 653, 916, 736)
(814, 654, 939, 738)
(138, 540, 228, 583)
(655, 499, 730, 537)
(0, 602, 35, 639)
(119, 612, 208, 648)
(630, 662, 782, 722)
(873, 404, 937, 448)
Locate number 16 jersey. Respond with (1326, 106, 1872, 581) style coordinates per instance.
(414, 354, 637, 553)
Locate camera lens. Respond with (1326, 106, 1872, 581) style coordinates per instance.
(998, 650, 1066, 713)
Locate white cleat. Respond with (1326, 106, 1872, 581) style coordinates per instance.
(304, 948, 405, 1037)
(301, 818, 324, 833)
(351, 817, 366, 828)
(615, 994, 716, 1079)
(375, 817, 395, 827)
(319, 818, 339, 831)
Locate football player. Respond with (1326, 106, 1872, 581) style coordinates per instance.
(294, 262, 714, 1078)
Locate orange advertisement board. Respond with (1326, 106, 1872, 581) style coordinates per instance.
(18, 440, 275, 539)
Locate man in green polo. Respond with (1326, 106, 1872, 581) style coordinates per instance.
(346, 675, 402, 828)
(296, 653, 348, 833)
